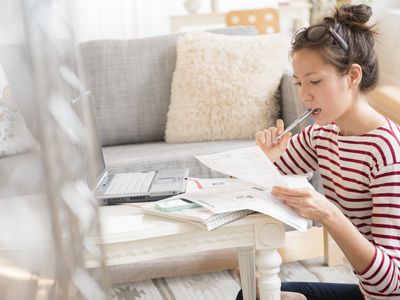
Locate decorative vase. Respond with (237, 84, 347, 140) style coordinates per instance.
(210, 0, 218, 12)
(184, 0, 202, 14)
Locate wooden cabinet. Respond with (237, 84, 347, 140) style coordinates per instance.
(369, 85, 400, 124)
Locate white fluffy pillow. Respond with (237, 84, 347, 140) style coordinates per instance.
(0, 64, 38, 157)
(165, 31, 290, 143)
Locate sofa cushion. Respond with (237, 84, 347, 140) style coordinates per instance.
(80, 26, 258, 147)
(0, 149, 45, 198)
(279, 71, 309, 132)
(0, 64, 38, 158)
(165, 32, 289, 143)
(103, 139, 255, 177)
(0, 44, 40, 141)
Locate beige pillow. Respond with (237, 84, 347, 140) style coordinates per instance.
(0, 64, 38, 157)
(165, 31, 290, 143)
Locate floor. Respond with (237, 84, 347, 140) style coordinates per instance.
(111, 257, 358, 300)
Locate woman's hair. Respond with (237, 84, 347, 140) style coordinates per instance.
(291, 4, 379, 92)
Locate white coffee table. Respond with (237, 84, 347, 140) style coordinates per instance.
(90, 204, 286, 300)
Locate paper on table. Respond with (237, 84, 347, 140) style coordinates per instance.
(193, 146, 315, 231)
(186, 177, 243, 192)
(139, 201, 253, 231)
(174, 178, 310, 231)
(195, 146, 288, 190)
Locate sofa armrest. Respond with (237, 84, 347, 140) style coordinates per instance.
(278, 71, 309, 135)
(278, 73, 325, 194)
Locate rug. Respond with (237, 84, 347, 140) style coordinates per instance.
(111, 270, 240, 300)
(111, 257, 358, 300)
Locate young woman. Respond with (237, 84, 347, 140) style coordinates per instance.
(236, 4, 400, 300)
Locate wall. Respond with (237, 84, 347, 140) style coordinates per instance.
(0, 0, 25, 44)
(370, 0, 400, 22)
(371, 2, 400, 86)
(2, 0, 400, 85)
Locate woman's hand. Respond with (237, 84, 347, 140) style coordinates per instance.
(271, 186, 339, 225)
(255, 119, 291, 162)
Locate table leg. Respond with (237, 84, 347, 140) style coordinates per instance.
(256, 248, 282, 300)
(238, 248, 256, 300)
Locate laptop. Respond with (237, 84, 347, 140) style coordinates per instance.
(71, 91, 189, 205)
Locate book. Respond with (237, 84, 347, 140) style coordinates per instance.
(139, 202, 254, 231)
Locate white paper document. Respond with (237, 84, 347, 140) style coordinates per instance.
(195, 146, 288, 190)
(175, 179, 309, 231)
(192, 146, 314, 231)
(186, 177, 243, 192)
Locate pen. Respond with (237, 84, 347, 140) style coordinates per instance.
(274, 108, 315, 142)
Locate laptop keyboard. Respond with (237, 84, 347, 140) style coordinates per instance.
(104, 171, 155, 195)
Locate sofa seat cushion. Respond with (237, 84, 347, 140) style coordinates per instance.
(103, 139, 255, 178)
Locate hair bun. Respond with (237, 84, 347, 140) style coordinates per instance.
(335, 4, 372, 25)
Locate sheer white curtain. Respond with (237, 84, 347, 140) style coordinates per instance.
(72, 0, 185, 41)
(0, 0, 25, 43)
(71, 0, 286, 41)
(217, 0, 278, 11)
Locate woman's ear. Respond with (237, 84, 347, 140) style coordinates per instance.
(347, 63, 362, 89)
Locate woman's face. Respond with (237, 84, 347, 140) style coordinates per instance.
(292, 48, 353, 126)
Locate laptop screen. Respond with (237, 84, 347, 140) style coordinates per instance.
(71, 91, 106, 190)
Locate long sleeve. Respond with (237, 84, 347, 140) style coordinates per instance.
(274, 124, 319, 175)
(273, 119, 400, 299)
(356, 163, 400, 298)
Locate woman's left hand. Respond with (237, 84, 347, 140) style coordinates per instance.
(271, 186, 338, 223)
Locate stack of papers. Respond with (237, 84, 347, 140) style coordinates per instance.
(140, 146, 313, 231)
(140, 200, 254, 231)
(194, 146, 313, 231)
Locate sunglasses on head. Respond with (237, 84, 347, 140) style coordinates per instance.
(292, 24, 349, 52)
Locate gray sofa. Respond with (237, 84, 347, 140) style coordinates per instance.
(79, 26, 306, 178)
(0, 25, 317, 197)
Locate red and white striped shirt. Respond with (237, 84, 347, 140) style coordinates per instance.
(274, 118, 400, 299)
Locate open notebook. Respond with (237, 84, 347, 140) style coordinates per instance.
(139, 202, 254, 231)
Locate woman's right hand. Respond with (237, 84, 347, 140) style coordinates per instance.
(256, 119, 292, 162)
